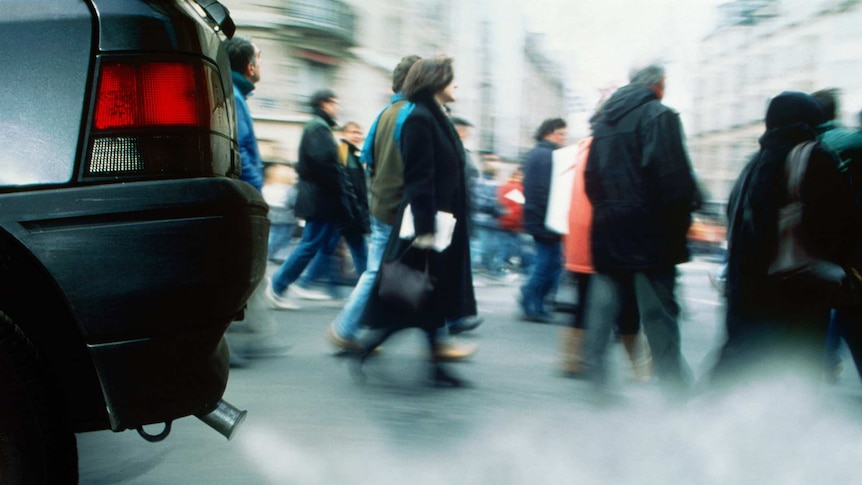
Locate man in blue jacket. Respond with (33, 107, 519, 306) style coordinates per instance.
(583, 63, 700, 399)
(224, 36, 287, 365)
(226, 36, 264, 192)
(520, 118, 568, 323)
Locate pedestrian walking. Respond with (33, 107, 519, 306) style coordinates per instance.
(520, 118, 568, 323)
(709, 91, 861, 387)
(582, 63, 700, 399)
(326, 55, 419, 351)
(223, 36, 288, 365)
(266, 89, 358, 310)
(559, 136, 651, 380)
(356, 56, 477, 386)
(293, 121, 370, 298)
(811, 88, 862, 384)
(263, 163, 298, 263)
(497, 166, 532, 274)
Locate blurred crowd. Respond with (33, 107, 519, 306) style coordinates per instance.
(223, 34, 862, 400)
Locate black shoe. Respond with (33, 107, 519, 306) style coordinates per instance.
(432, 365, 466, 388)
(448, 315, 484, 335)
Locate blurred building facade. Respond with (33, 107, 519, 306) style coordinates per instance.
(689, 0, 862, 202)
(226, 0, 567, 164)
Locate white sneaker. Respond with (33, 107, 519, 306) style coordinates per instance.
(264, 282, 300, 310)
(290, 284, 333, 301)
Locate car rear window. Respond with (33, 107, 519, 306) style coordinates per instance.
(0, 4, 92, 187)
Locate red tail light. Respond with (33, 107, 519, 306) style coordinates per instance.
(86, 56, 233, 178)
(94, 62, 207, 130)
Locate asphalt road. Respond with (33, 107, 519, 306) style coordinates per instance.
(77, 260, 862, 484)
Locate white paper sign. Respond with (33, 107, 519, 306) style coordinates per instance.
(545, 144, 579, 235)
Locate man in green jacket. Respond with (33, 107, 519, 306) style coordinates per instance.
(813, 88, 862, 384)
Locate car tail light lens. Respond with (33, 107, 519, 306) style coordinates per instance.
(94, 62, 205, 130)
(85, 57, 233, 178)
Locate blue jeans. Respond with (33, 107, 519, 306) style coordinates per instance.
(477, 226, 504, 274)
(267, 222, 295, 262)
(271, 220, 340, 294)
(333, 217, 392, 339)
(298, 231, 368, 290)
(520, 238, 562, 316)
(501, 231, 534, 274)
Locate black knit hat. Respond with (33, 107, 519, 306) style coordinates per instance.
(765, 91, 824, 131)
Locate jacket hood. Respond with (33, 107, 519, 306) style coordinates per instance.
(595, 85, 657, 124)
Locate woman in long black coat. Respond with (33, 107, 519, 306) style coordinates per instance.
(357, 56, 477, 385)
(709, 91, 861, 387)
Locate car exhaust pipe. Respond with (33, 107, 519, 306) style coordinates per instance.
(196, 399, 247, 441)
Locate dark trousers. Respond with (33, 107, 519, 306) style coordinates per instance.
(569, 272, 639, 334)
(583, 268, 692, 395)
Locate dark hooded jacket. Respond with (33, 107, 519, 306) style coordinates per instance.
(585, 85, 700, 271)
(712, 91, 860, 382)
(294, 107, 343, 221)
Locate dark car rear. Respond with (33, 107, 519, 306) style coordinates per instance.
(0, 1, 267, 483)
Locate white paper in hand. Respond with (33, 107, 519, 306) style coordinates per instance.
(399, 207, 415, 239)
(503, 188, 525, 204)
(399, 204, 457, 251)
(432, 211, 456, 251)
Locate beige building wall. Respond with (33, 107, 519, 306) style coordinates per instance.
(689, 0, 862, 201)
(225, 0, 567, 165)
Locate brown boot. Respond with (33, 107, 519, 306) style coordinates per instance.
(432, 341, 477, 362)
(559, 327, 585, 376)
(622, 333, 653, 382)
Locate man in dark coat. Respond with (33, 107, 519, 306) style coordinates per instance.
(293, 121, 370, 296)
(709, 91, 860, 387)
(582, 63, 700, 398)
(266, 89, 347, 309)
(520, 118, 568, 323)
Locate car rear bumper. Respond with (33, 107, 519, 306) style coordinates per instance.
(3, 178, 268, 430)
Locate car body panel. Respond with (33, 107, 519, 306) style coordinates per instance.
(0, 0, 266, 433)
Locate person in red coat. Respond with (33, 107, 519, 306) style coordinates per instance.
(560, 137, 651, 379)
(497, 167, 531, 273)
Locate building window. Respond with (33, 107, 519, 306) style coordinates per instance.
(296, 60, 335, 109)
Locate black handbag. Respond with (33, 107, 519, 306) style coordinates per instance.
(377, 246, 435, 313)
(768, 141, 847, 296)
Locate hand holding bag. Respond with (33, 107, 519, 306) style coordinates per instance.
(377, 245, 435, 313)
(768, 141, 847, 296)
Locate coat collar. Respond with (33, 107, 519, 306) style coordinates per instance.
(312, 106, 338, 128)
(231, 71, 255, 97)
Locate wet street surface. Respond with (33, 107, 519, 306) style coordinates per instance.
(77, 261, 862, 484)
